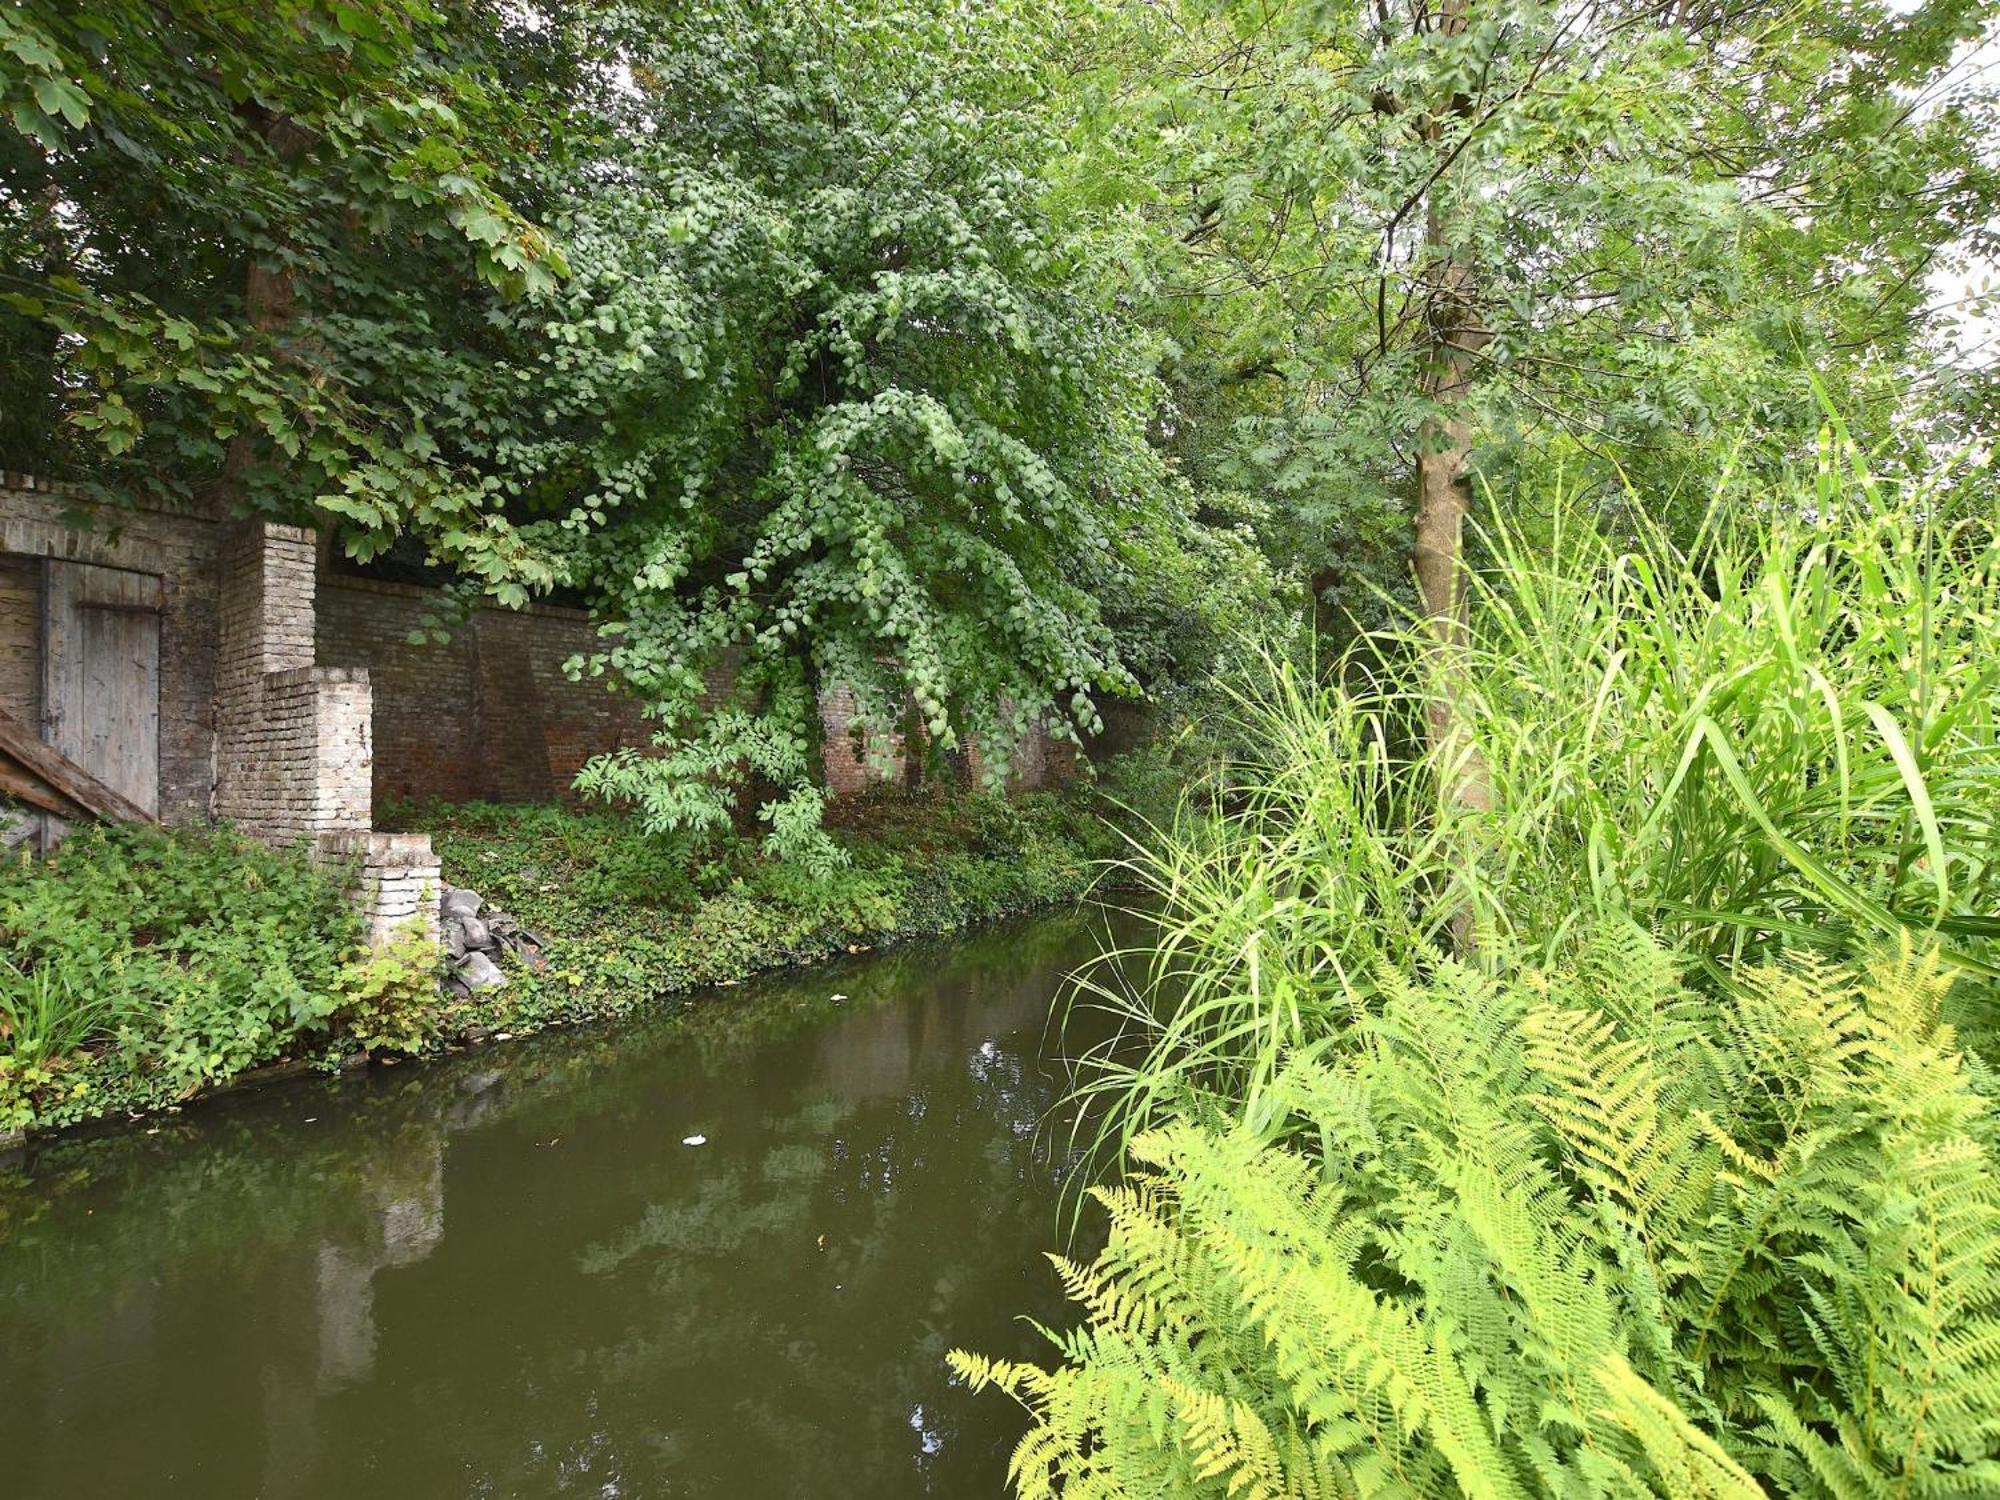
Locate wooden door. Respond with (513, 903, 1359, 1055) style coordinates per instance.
(43, 560, 162, 822)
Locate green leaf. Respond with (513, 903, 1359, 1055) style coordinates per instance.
(32, 75, 91, 130)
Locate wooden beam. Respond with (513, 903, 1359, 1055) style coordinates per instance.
(0, 758, 86, 820)
(0, 706, 156, 824)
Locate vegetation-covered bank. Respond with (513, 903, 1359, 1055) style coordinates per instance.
(385, 769, 1153, 1029)
(0, 764, 1159, 1139)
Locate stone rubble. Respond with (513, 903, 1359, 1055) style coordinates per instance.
(439, 884, 550, 998)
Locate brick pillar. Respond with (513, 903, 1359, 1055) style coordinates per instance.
(318, 832, 442, 946)
(215, 523, 354, 842)
(215, 522, 437, 947)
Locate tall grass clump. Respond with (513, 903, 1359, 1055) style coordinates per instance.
(960, 434, 2000, 1498)
(1070, 436, 1999, 1152)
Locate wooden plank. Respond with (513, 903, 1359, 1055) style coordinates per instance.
(74, 566, 161, 611)
(0, 756, 87, 820)
(0, 706, 155, 824)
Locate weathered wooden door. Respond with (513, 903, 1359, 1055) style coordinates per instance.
(42, 560, 162, 821)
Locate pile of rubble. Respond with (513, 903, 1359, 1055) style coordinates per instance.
(440, 886, 549, 997)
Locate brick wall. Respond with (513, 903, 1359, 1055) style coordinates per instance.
(817, 679, 1078, 798)
(320, 572, 1080, 806)
(315, 573, 660, 808)
(818, 680, 908, 797)
(4, 473, 1076, 850)
(0, 475, 221, 825)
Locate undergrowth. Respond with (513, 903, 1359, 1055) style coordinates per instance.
(959, 930, 2000, 1497)
(386, 770, 1148, 1030)
(0, 752, 1165, 1135)
(0, 825, 431, 1132)
(958, 435, 2000, 1497)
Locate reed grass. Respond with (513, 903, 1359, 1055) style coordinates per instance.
(1069, 428, 2000, 1159)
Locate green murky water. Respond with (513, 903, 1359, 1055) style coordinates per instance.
(0, 911, 1119, 1498)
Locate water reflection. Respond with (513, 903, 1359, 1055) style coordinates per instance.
(0, 913, 1115, 1499)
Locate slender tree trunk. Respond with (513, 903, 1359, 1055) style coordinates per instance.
(902, 695, 926, 793)
(1413, 197, 1488, 801)
(216, 111, 314, 513)
(1414, 0, 1493, 950)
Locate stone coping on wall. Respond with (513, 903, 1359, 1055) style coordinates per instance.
(318, 569, 599, 624)
(1, 471, 221, 522)
(317, 830, 438, 869)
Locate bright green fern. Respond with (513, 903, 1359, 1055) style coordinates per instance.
(954, 930, 2000, 1498)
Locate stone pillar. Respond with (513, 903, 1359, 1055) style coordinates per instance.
(318, 832, 442, 947)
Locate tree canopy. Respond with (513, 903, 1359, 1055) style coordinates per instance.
(3, 0, 1994, 849)
(1059, 0, 2000, 622)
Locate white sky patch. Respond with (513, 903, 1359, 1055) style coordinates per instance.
(1892, 4, 2000, 365)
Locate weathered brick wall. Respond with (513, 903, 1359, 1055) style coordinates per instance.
(818, 680, 1078, 797)
(0, 475, 221, 825)
(818, 680, 907, 797)
(3, 476, 1082, 839)
(0, 488, 438, 947)
(321, 831, 441, 945)
(321, 572, 1080, 806)
(315, 573, 657, 808)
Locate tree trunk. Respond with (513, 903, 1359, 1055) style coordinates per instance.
(216, 111, 314, 514)
(1414, 0, 1494, 950)
(902, 695, 926, 793)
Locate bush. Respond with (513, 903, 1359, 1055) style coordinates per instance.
(961, 435, 2000, 1497)
(378, 777, 1128, 1032)
(958, 930, 2000, 1497)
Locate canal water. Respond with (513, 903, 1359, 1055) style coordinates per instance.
(0, 910, 1123, 1498)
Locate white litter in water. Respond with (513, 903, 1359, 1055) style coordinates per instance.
(830, 993, 849, 1003)
(681, 1134, 708, 1147)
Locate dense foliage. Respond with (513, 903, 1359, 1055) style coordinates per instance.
(1062, 440, 1998, 1153)
(959, 931, 2000, 1497)
(7, 0, 1993, 840)
(1061, 0, 2000, 628)
(387, 763, 1165, 1024)
(511, 0, 1262, 855)
(0, 0, 567, 523)
(959, 439, 2000, 1494)
(0, 0, 1276, 855)
(0, 826, 434, 1131)
(0, 771, 1145, 1133)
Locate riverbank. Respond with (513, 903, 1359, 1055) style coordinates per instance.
(1, 760, 1164, 1140)
(385, 778, 1130, 1034)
